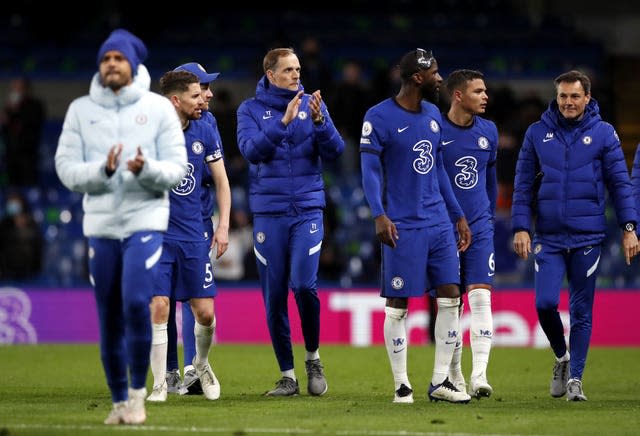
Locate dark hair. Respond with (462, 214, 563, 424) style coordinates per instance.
(398, 49, 436, 80)
(159, 70, 199, 96)
(446, 69, 484, 95)
(263, 48, 295, 73)
(554, 70, 591, 95)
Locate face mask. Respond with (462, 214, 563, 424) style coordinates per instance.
(6, 200, 22, 216)
(8, 91, 23, 105)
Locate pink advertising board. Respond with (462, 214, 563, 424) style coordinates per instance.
(1, 286, 638, 346)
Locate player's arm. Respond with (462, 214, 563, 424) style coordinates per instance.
(361, 151, 398, 248)
(208, 159, 231, 259)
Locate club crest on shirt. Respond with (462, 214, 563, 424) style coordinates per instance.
(361, 121, 372, 137)
(534, 244, 542, 254)
(478, 136, 489, 149)
(391, 276, 404, 290)
(429, 120, 439, 133)
(192, 141, 204, 154)
(582, 136, 592, 145)
(135, 114, 148, 125)
(298, 111, 308, 120)
(256, 232, 266, 243)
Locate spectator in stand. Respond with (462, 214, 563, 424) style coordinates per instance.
(0, 190, 43, 280)
(1, 77, 45, 187)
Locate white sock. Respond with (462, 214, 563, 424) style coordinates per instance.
(449, 301, 464, 376)
(468, 289, 492, 380)
(306, 350, 320, 361)
(282, 369, 296, 380)
(557, 351, 570, 362)
(149, 323, 168, 388)
(384, 306, 410, 390)
(432, 297, 460, 385)
(194, 317, 215, 367)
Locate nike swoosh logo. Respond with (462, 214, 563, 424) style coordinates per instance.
(445, 340, 456, 345)
(263, 115, 273, 119)
(203, 282, 214, 289)
(140, 235, 153, 243)
(488, 272, 495, 277)
(442, 140, 455, 145)
(89, 120, 101, 125)
(397, 126, 409, 133)
(543, 138, 553, 142)
(310, 229, 319, 234)
(584, 247, 593, 255)
(393, 348, 406, 353)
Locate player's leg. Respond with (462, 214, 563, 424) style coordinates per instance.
(164, 298, 182, 394)
(447, 296, 466, 393)
(290, 211, 326, 396)
(180, 300, 200, 394)
(146, 241, 174, 402)
(88, 237, 128, 424)
(463, 229, 495, 398)
(121, 231, 163, 423)
(254, 216, 299, 396)
(380, 227, 430, 403)
(427, 224, 470, 403)
(178, 239, 219, 400)
(533, 243, 570, 397)
(565, 245, 600, 401)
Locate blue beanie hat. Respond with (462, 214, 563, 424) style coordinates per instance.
(96, 29, 148, 76)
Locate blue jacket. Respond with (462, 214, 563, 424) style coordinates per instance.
(236, 76, 344, 215)
(511, 98, 636, 249)
(632, 143, 640, 236)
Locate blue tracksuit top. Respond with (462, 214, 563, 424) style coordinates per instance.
(236, 76, 344, 215)
(512, 98, 636, 249)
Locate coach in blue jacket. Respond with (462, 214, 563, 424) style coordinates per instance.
(512, 70, 638, 402)
(237, 47, 344, 397)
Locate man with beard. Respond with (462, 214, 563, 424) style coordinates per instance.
(360, 49, 472, 404)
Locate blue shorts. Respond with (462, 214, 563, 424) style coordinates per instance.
(381, 224, 460, 298)
(155, 239, 216, 301)
(460, 227, 495, 288)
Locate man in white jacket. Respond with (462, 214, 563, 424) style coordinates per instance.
(55, 28, 187, 425)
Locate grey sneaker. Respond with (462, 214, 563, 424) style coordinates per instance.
(550, 359, 569, 397)
(181, 368, 203, 395)
(566, 378, 587, 401)
(265, 377, 300, 396)
(165, 369, 182, 394)
(393, 384, 414, 404)
(305, 359, 328, 396)
(428, 377, 471, 403)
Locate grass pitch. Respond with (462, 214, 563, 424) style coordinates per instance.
(1, 344, 639, 435)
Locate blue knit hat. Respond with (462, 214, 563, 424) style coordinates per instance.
(96, 29, 148, 76)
